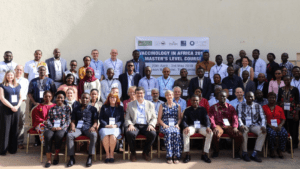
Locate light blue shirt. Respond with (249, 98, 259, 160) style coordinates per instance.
(127, 72, 135, 89)
(151, 100, 164, 116)
(89, 59, 105, 79)
(208, 97, 230, 107)
(252, 58, 267, 79)
(257, 82, 265, 91)
(157, 76, 175, 98)
(173, 98, 186, 113)
(136, 101, 147, 124)
(100, 79, 122, 103)
(133, 60, 140, 73)
(104, 58, 123, 79)
(139, 76, 159, 100)
(229, 98, 246, 109)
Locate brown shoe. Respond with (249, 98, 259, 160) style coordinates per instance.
(130, 154, 137, 162)
(142, 152, 151, 161)
(18, 145, 24, 149)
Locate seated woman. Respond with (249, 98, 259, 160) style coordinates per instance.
(187, 87, 209, 113)
(78, 67, 101, 99)
(158, 90, 182, 164)
(269, 69, 285, 95)
(44, 91, 71, 167)
(63, 60, 79, 85)
(58, 74, 78, 101)
(262, 92, 288, 159)
(64, 88, 80, 112)
(89, 89, 103, 113)
(123, 86, 136, 112)
(99, 93, 124, 163)
(32, 91, 56, 145)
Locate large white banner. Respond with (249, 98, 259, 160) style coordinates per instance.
(135, 36, 209, 75)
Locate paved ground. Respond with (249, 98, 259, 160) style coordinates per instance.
(0, 145, 299, 169)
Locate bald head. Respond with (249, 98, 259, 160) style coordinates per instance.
(15, 65, 24, 78)
(162, 67, 170, 79)
(258, 73, 266, 83)
(53, 48, 61, 59)
(235, 87, 244, 99)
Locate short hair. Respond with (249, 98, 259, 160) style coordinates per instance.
(227, 54, 233, 58)
(83, 56, 91, 61)
(107, 68, 114, 72)
(65, 74, 75, 85)
(194, 87, 202, 93)
(35, 50, 42, 54)
(213, 74, 221, 78)
(127, 86, 137, 94)
(135, 86, 145, 94)
(70, 60, 77, 64)
(55, 91, 66, 98)
(280, 66, 287, 70)
(227, 66, 234, 70)
(203, 51, 209, 55)
(235, 87, 244, 93)
(292, 66, 300, 71)
(43, 90, 53, 97)
(216, 55, 222, 59)
(242, 56, 250, 63)
(282, 75, 291, 80)
(91, 49, 98, 53)
(151, 88, 159, 93)
(267, 92, 276, 98)
(90, 89, 99, 102)
(253, 49, 260, 54)
(164, 90, 173, 97)
(81, 92, 90, 99)
(127, 61, 134, 67)
(173, 86, 182, 93)
(38, 66, 46, 71)
(4, 51, 12, 55)
(191, 94, 200, 99)
(132, 50, 139, 54)
(197, 67, 204, 72)
(104, 93, 121, 107)
(267, 53, 276, 59)
(242, 70, 249, 75)
(180, 68, 187, 72)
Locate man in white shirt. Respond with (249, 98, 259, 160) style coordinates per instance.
(210, 55, 228, 83)
(104, 49, 123, 79)
(24, 50, 49, 82)
(291, 66, 300, 96)
(252, 49, 266, 81)
(0, 51, 17, 82)
(100, 68, 122, 103)
(15, 65, 29, 149)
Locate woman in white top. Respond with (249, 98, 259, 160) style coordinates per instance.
(78, 67, 101, 99)
(89, 89, 103, 113)
(238, 57, 254, 81)
(63, 60, 79, 85)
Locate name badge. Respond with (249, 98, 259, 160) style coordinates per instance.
(229, 89, 233, 96)
(147, 89, 151, 96)
(271, 119, 278, 127)
(239, 118, 244, 126)
(95, 72, 100, 77)
(84, 89, 91, 94)
(163, 88, 168, 94)
(56, 70, 62, 76)
(194, 121, 201, 128)
(54, 120, 61, 128)
(109, 117, 115, 125)
(137, 117, 146, 124)
(40, 91, 44, 99)
(77, 120, 84, 128)
(284, 103, 290, 111)
(183, 90, 188, 96)
(11, 95, 18, 103)
(168, 118, 175, 126)
(245, 117, 252, 126)
(223, 118, 230, 126)
(204, 71, 209, 77)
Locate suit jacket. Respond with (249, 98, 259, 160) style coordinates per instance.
(45, 57, 68, 81)
(188, 76, 211, 100)
(245, 80, 256, 94)
(99, 105, 124, 130)
(125, 59, 146, 77)
(119, 73, 142, 100)
(255, 81, 269, 98)
(124, 100, 157, 127)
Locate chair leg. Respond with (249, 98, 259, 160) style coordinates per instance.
(65, 144, 67, 162)
(158, 136, 160, 159)
(100, 141, 102, 161)
(40, 142, 43, 163)
(94, 143, 96, 161)
(232, 139, 235, 158)
(128, 144, 130, 160)
(26, 134, 30, 154)
(151, 145, 153, 160)
(123, 138, 125, 160)
(266, 140, 268, 157)
(290, 136, 293, 159)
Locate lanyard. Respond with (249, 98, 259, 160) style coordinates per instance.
(110, 107, 115, 117)
(163, 77, 171, 88)
(5, 62, 13, 71)
(107, 79, 115, 89)
(54, 60, 61, 70)
(93, 60, 99, 70)
(11, 86, 15, 95)
(128, 74, 133, 84)
(134, 61, 139, 71)
(216, 65, 222, 74)
(147, 78, 151, 88)
(110, 59, 117, 70)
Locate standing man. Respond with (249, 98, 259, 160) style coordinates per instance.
(189, 67, 211, 100)
(100, 68, 122, 103)
(138, 66, 158, 101)
(45, 48, 68, 88)
(236, 50, 252, 67)
(66, 93, 98, 167)
(119, 61, 141, 100)
(237, 92, 266, 162)
(173, 86, 187, 114)
(125, 50, 145, 77)
(151, 88, 164, 116)
(210, 55, 228, 83)
(222, 66, 244, 101)
(125, 87, 157, 162)
(104, 49, 123, 79)
(195, 52, 215, 78)
(24, 50, 49, 82)
(157, 67, 175, 102)
(280, 53, 294, 77)
(252, 49, 266, 82)
(15, 65, 29, 149)
(255, 73, 269, 99)
(227, 54, 240, 75)
(182, 95, 213, 163)
(78, 56, 91, 80)
(291, 66, 300, 96)
(0, 51, 17, 82)
(173, 68, 190, 101)
(209, 91, 243, 158)
(229, 87, 246, 109)
(89, 49, 105, 81)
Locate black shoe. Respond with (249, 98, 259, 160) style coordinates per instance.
(250, 155, 262, 162)
(183, 155, 191, 163)
(45, 162, 51, 168)
(242, 153, 250, 162)
(212, 152, 219, 158)
(235, 152, 241, 159)
(105, 158, 110, 163)
(201, 154, 211, 163)
(86, 155, 92, 167)
(67, 157, 75, 167)
(109, 158, 114, 163)
(53, 159, 59, 165)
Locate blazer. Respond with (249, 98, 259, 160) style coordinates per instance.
(45, 57, 68, 82)
(244, 80, 256, 94)
(125, 59, 146, 77)
(119, 73, 142, 100)
(99, 105, 124, 130)
(188, 76, 211, 100)
(255, 81, 269, 98)
(124, 100, 157, 127)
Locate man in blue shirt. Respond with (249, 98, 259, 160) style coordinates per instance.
(89, 49, 104, 80)
(173, 86, 186, 114)
(138, 66, 158, 101)
(157, 67, 175, 102)
(229, 87, 246, 109)
(222, 66, 244, 101)
(151, 88, 164, 116)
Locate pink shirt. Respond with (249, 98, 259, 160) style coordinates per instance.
(268, 80, 285, 94)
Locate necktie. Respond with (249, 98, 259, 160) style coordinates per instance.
(253, 59, 257, 71)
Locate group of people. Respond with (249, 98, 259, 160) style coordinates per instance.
(0, 48, 298, 167)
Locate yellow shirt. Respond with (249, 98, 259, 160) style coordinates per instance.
(78, 66, 88, 80)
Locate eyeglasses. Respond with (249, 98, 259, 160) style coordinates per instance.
(128, 65, 134, 67)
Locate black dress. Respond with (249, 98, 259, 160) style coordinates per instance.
(0, 84, 21, 155)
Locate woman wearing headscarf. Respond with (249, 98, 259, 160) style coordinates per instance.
(78, 67, 101, 99)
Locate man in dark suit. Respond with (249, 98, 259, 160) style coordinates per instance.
(125, 50, 146, 77)
(45, 48, 68, 88)
(242, 70, 256, 94)
(255, 73, 269, 98)
(119, 61, 141, 100)
(188, 67, 211, 100)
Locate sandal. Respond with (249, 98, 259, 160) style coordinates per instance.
(173, 156, 180, 164)
(167, 157, 173, 164)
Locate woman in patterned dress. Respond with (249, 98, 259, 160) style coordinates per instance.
(158, 90, 182, 164)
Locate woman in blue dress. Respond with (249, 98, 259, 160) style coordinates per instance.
(158, 90, 182, 164)
(0, 70, 22, 155)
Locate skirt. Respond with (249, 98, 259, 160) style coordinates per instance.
(99, 128, 121, 140)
